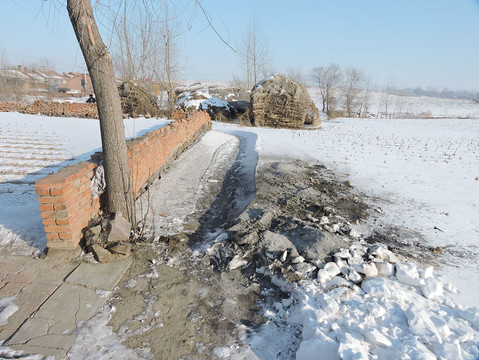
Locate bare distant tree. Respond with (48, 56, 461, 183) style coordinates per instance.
(378, 82, 393, 118)
(359, 76, 373, 117)
(286, 65, 307, 86)
(237, 17, 271, 89)
(0, 50, 9, 69)
(158, 3, 182, 112)
(310, 63, 342, 115)
(343, 66, 365, 117)
(112, 1, 181, 112)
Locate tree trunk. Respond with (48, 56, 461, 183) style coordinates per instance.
(67, 0, 136, 226)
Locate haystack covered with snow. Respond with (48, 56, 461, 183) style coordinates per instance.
(251, 74, 320, 129)
(176, 90, 236, 122)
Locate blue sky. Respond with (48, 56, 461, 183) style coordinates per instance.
(1, 0, 478, 90)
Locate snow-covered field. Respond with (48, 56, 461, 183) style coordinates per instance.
(214, 118, 479, 359)
(0, 105, 478, 359)
(220, 118, 479, 307)
(306, 87, 479, 119)
(0, 112, 170, 254)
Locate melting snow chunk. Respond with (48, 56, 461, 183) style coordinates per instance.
(395, 262, 423, 286)
(421, 277, 444, 300)
(361, 277, 392, 298)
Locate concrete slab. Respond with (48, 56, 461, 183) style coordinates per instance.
(0, 262, 23, 275)
(27, 333, 75, 351)
(30, 263, 79, 286)
(0, 328, 16, 341)
(3, 272, 34, 283)
(65, 259, 132, 291)
(14, 291, 52, 306)
(48, 322, 75, 336)
(34, 283, 105, 324)
(7, 317, 50, 344)
(21, 282, 59, 295)
(0, 303, 37, 330)
(0, 282, 30, 297)
(9, 344, 68, 360)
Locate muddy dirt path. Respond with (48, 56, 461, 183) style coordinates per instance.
(106, 134, 439, 359)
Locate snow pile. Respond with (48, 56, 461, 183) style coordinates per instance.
(176, 90, 233, 113)
(277, 242, 479, 360)
(252, 74, 277, 90)
(213, 120, 479, 359)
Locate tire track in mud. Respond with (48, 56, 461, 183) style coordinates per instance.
(107, 132, 262, 359)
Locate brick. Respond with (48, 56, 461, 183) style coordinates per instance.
(39, 204, 54, 212)
(46, 233, 59, 241)
(37, 196, 67, 205)
(50, 183, 74, 196)
(58, 232, 76, 241)
(42, 218, 56, 226)
(44, 224, 74, 234)
(35, 189, 50, 196)
(55, 218, 73, 226)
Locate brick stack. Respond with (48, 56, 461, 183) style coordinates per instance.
(0, 100, 98, 118)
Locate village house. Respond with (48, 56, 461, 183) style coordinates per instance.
(0, 65, 95, 97)
(63, 71, 93, 95)
(0, 68, 35, 91)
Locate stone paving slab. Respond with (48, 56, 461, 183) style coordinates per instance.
(0, 282, 31, 298)
(0, 262, 23, 275)
(32, 283, 105, 325)
(65, 259, 132, 291)
(1, 256, 132, 359)
(9, 343, 67, 360)
(0, 303, 38, 331)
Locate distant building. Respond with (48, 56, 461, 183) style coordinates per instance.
(0, 68, 34, 90)
(31, 68, 67, 91)
(0, 65, 97, 97)
(63, 72, 93, 94)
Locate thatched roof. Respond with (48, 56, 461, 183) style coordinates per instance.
(251, 74, 320, 129)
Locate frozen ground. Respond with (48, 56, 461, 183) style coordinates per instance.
(216, 118, 479, 307)
(0, 110, 478, 359)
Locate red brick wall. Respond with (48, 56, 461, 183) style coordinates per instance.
(0, 100, 98, 118)
(34, 111, 211, 250)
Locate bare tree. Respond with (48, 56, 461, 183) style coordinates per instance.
(378, 81, 393, 118)
(311, 63, 342, 115)
(67, 0, 135, 225)
(112, 1, 181, 113)
(158, 3, 181, 113)
(286, 65, 307, 86)
(343, 66, 365, 117)
(359, 76, 373, 117)
(237, 17, 271, 89)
